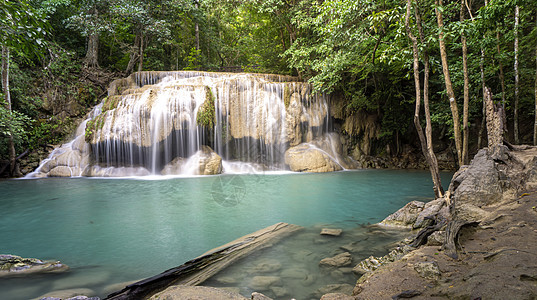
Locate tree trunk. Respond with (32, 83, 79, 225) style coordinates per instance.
(1, 46, 16, 176)
(435, 0, 462, 167)
(477, 0, 488, 150)
(494, 32, 506, 109)
(137, 32, 144, 72)
(405, 0, 444, 199)
(460, 0, 469, 165)
(84, 33, 99, 68)
(534, 13, 537, 146)
(125, 30, 142, 75)
(484, 87, 505, 151)
(514, 5, 520, 144)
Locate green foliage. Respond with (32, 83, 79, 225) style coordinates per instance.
(184, 47, 202, 70)
(196, 87, 215, 128)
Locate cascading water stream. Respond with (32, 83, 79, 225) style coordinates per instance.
(28, 71, 355, 178)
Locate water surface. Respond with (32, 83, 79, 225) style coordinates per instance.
(0, 170, 452, 299)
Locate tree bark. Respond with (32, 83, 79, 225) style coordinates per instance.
(477, 0, 488, 150)
(125, 30, 142, 75)
(460, 0, 469, 165)
(84, 33, 99, 68)
(405, 0, 444, 198)
(137, 32, 144, 72)
(534, 13, 537, 146)
(514, 5, 520, 144)
(435, 0, 462, 167)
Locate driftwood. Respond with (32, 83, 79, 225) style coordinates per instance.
(444, 219, 478, 259)
(105, 222, 302, 300)
(410, 218, 447, 248)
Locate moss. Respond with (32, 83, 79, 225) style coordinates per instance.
(283, 84, 291, 109)
(196, 86, 216, 128)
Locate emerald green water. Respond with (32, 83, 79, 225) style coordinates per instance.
(0, 170, 452, 299)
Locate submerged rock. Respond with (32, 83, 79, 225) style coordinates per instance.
(319, 252, 352, 268)
(149, 285, 247, 300)
(249, 276, 281, 291)
(36, 288, 96, 300)
(0, 254, 69, 277)
(320, 228, 343, 236)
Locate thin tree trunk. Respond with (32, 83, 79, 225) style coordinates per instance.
(534, 13, 537, 146)
(125, 30, 141, 75)
(137, 32, 144, 72)
(478, 48, 486, 149)
(496, 31, 506, 108)
(195, 1, 200, 53)
(460, 0, 470, 164)
(405, 0, 443, 198)
(435, 0, 463, 167)
(477, 0, 488, 150)
(1, 46, 16, 176)
(514, 5, 520, 144)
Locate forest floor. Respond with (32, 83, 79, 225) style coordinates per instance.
(354, 190, 537, 299)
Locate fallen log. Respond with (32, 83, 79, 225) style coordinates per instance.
(105, 222, 302, 300)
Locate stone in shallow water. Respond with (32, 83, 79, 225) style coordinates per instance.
(280, 268, 308, 279)
(320, 228, 343, 236)
(319, 252, 352, 268)
(270, 286, 289, 298)
(320, 293, 355, 300)
(249, 276, 281, 291)
(315, 284, 354, 298)
(251, 292, 273, 300)
(0, 254, 69, 277)
(251, 259, 282, 273)
(149, 285, 247, 300)
(36, 288, 96, 300)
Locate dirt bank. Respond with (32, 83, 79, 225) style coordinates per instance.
(353, 146, 537, 299)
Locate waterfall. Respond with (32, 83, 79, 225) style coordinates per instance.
(28, 71, 354, 177)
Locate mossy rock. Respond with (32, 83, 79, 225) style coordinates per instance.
(197, 86, 216, 128)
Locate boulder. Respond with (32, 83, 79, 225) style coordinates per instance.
(379, 201, 425, 228)
(449, 149, 505, 208)
(48, 166, 77, 177)
(161, 157, 186, 175)
(285, 144, 342, 173)
(413, 261, 441, 281)
(149, 285, 247, 300)
(166, 146, 222, 175)
(319, 252, 352, 268)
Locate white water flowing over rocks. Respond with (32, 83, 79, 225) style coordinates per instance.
(29, 71, 355, 177)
